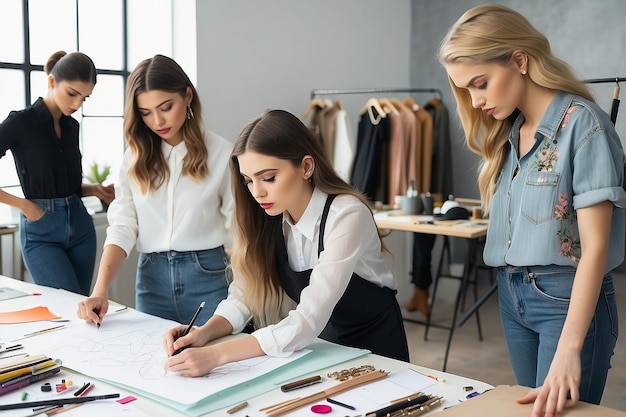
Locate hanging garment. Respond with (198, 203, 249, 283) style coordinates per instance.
(351, 110, 390, 202)
(387, 101, 418, 204)
(318, 103, 341, 162)
(425, 97, 453, 198)
(332, 109, 355, 182)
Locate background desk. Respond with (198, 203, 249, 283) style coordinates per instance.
(375, 213, 489, 371)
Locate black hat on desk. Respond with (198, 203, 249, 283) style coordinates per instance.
(441, 206, 471, 220)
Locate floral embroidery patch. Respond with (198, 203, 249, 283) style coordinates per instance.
(534, 141, 559, 172)
(560, 106, 578, 129)
(554, 193, 580, 261)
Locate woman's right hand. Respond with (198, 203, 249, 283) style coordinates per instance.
(162, 325, 208, 357)
(77, 296, 109, 325)
(22, 200, 44, 222)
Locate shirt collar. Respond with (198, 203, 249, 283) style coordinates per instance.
(282, 187, 327, 241)
(33, 97, 72, 127)
(161, 140, 188, 162)
(536, 90, 574, 139)
(510, 90, 575, 146)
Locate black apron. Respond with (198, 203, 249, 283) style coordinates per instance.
(277, 194, 409, 362)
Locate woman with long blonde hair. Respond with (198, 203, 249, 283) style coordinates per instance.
(162, 109, 408, 377)
(78, 55, 233, 326)
(439, 4, 625, 416)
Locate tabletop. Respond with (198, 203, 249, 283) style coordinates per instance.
(374, 211, 488, 239)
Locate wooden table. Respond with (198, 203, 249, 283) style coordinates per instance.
(375, 212, 489, 371)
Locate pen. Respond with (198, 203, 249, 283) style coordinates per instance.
(0, 393, 120, 410)
(0, 344, 23, 354)
(327, 397, 356, 410)
(172, 301, 205, 356)
(280, 375, 322, 392)
(74, 382, 90, 397)
(22, 325, 66, 338)
(365, 394, 430, 417)
(79, 383, 95, 397)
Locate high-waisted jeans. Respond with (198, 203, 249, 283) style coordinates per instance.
(20, 195, 96, 296)
(497, 265, 618, 404)
(136, 246, 230, 325)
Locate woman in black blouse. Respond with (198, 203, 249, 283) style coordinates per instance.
(0, 51, 114, 295)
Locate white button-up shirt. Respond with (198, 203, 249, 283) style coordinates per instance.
(214, 188, 396, 357)
(104, 131, 233, 255)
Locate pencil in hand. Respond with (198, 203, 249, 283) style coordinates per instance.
(171, 301, 205, 356)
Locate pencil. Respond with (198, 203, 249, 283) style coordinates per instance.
(172, 301, 205, 356)
(22, 325, 66, 338)
(0, 393, 120, 411)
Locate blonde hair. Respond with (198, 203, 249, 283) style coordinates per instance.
(124, 55, 208, 194)
(229, 110, 386, 328)
(437, 4, 593, 211)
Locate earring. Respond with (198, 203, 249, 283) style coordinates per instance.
(186, 105, 194, 120)
(521, 70, 527, 75)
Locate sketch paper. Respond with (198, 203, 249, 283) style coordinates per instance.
(22, 308, 310, 406)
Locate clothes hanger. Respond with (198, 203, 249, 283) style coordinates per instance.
(403, 96, 420, 111)
(358, 97, 387, 125)
(378, 97, 399, 116)
(390, 97, 409, 112)
(301, 98, 328, 120)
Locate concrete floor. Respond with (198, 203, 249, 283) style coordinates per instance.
(402, 270, 626, 411)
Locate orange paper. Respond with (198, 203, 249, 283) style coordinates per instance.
(0, 306, 61, 324)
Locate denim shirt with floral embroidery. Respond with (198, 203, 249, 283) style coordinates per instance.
(484, 91, 626, 273)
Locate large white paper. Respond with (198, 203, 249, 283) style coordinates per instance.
(18, 308, 309, 407)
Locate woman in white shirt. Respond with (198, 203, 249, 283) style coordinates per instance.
(77, 55, 233, 326)
(162, 109, 408, 377)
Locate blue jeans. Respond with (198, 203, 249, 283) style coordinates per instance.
(20, 195, 96, 296)
(497, 265, 618, 404)
(135, 247, 230, 325)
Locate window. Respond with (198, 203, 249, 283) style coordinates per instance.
(0, 0, 180, 192)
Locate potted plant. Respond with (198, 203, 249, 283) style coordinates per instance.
(84, 161, 112, 211)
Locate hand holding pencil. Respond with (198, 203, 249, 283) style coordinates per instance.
(76, 296, 109, 328)
(162, 302, 205, 357)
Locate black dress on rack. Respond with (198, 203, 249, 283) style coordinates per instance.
(350, 111, 390, 202)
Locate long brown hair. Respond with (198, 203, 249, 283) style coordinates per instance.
(437, 4, 593, 211)
(229, 109, 385, 327)
(124, 54, 208, 194)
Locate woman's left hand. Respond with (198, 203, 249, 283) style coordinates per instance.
(95, 184, 115, 204)
(516, 350, 580, 417)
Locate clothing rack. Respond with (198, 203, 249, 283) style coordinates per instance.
(583, 77, 624, 125)
(583, 77, 626, 84)
(310, 87, 443, 100)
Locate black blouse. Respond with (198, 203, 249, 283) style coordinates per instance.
(0, 98, 83, 199)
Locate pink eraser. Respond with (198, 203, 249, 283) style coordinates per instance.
(117, 395, 137, 404)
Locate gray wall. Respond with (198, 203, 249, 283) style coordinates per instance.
(197, 0, 411, 143)
(196, 0, 624, 198)
(410, 0, 626, 199)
